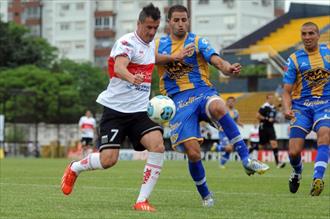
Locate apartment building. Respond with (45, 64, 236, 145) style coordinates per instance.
(1, 0, 282, 67)
(0, 0, 8, 22)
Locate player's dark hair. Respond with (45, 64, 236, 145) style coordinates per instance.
(167, 5, 189, 20)
(302, 22, 319, 34)
(226, 96, 236, 101)
(138, 3, 161, 22)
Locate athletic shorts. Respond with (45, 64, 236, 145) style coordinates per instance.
(98, 107, 163, 151)
(290, 98, 330, 133)
(259, 125, 276, 145)
(81, 137, 93, 146)
(169, 86, 218, 152)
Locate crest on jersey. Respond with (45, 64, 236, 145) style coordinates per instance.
(302, 67, 330, 88)
(170, 134, 178, 144)
(165, 61, 193, 79)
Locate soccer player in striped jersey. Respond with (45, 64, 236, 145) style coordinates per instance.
(156, 5, 269, 207)
(283, 22, 330, 196)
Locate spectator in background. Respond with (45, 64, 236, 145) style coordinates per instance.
(248, 123, 259, 160)
(257, 94, 286, 169)
(78, 110, 97, 156)
(211, 96, 244, 168)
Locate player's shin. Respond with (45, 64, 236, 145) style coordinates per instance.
(289, 155, 302, 174)
(136, 152, 164, 202)
(218, 113, 249, 165)
(313, 145, 329, 179)
(188, 160, 211, 199)
(71, 153, 104, 174)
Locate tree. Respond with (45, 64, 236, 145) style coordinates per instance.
(0, 65, 81, 124)
(51, 59, 109, 115)
(240, 64, 267, 92)
(0, 20, 57, 69)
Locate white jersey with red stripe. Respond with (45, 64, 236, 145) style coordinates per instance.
(96, 31, 155, 113)
(79, 116, 96, 138)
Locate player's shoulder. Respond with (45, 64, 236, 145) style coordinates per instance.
(116, 32, 136, 46)
(319, 44, 330, 51)
(289, 48, 305, 59)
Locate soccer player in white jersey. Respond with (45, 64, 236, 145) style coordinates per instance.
(61, 3, 192, 212)
(78, 110, 96, 156)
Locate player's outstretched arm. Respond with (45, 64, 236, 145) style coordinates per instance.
(210, 55, 241, 76)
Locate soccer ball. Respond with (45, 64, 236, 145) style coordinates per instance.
(147, 95, 176, 124)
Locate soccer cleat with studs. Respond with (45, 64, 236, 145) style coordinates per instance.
(244, 159, 270, 176)
(202, 192, 215, 207)
(61, 161, 78, 195)
(310, 178, 324, 196)
(289, 171, 302, 193)
(133, 200, 156, 212)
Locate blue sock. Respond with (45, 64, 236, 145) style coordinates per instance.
(188, 160, 210, 199)
(289, 155, 302, 174)
(313, 145, 329, 179)
(220, 152, 230, 165)
(218, 113, 249, 165)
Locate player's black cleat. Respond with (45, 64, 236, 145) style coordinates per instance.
(289, 171, 302, 193)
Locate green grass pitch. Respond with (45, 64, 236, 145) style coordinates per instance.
(0, 158, 329, 219)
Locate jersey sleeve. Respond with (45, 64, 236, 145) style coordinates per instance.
(111, 38, 135, 60)
(283, 56, 297, 85)
(197, 37, 218, 63)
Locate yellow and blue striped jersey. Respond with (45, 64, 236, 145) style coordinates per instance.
(156, 32, 218, 96)
(283, 44, 330, 101)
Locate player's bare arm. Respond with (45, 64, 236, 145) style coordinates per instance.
(210, 55, 241, 76)
(114, 56, 144, 85)
(282, 84, 294, 120)
(155, 43, 194, 64)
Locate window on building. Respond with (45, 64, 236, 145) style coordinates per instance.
(26, 7, 40, 18)
(104, 17, 110, 26)
(75, 41, 85, 50)
(223, 0, 235, 8)
(95, 56, 108, 68)
(95, 17, 102, 26)
(168, 0, 183, 5)
(75, 21, 85, 31)
(95, 37, 114, 48)
(198, 0, 209, 4)
(61, 3, 70, 11)
(60, 23, 70, 31)
(224, 16, 236, 30)
(76, 3, 84, 10)
(261, 0, 271, 7)
(95, 16, 114, 29)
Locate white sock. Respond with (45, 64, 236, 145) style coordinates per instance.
(136, 152, 164, 203)
(71, 153, 103, 175)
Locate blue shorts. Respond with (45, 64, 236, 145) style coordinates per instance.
(290, 98, 330, 133)
(169, 87, 218, 152)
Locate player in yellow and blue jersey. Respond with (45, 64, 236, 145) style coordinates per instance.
(283, 22, 330, 196)
(156, 5, 269, 207)
(211, 96, 244, 168)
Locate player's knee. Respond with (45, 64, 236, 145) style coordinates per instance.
(316, 126, 330, 145)
(208, 99, 226, 120)
(225, 145, 233, 152)
(148, 143, 165, 153)
(186, 149, 201, 161)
